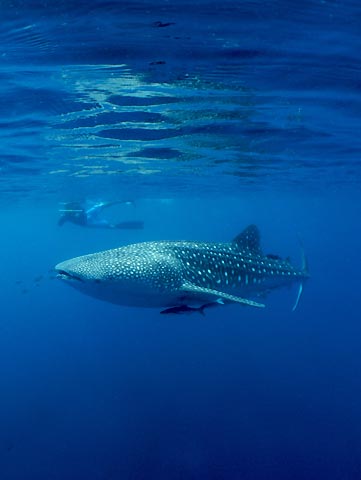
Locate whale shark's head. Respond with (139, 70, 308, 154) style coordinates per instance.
(55, 243, 184, 307)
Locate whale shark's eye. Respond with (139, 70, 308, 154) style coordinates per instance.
(94, 279, 101, 284)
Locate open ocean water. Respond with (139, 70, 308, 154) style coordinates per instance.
(1, 1, 361, 479)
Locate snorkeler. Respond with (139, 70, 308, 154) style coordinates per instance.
(58, 200, 144, 229)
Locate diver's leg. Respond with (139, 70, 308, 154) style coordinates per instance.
(88, 200, 134, 215)
(87, 218, 115, 228)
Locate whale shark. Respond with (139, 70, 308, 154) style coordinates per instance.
(55, 225, 309, 314)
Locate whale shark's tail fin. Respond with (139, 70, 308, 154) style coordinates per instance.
(292, 236, 309, 312)
(292, 283, 304, 312)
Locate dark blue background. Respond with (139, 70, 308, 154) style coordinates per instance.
(1, 192, 360, 479)
(1, 0, 361, 478)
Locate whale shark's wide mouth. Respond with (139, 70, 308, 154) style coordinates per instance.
(56, 269, 84, 282)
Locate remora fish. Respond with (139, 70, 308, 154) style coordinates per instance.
(55, 225, 309, 313)
(160, 300, 224, 316)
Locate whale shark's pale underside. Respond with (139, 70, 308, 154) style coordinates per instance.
(55, 225, 308, 314)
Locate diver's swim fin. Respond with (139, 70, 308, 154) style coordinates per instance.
(115, 221, 144, 230)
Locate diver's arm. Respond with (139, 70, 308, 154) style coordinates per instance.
(86, 200, 134, 215)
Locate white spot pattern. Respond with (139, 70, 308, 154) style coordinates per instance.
(57, 236, 306, 308)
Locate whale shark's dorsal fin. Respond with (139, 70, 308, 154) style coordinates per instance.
(232, 225, 262, 254)
(181, 283, 265, 308)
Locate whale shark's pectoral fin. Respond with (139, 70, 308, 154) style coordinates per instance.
(180, 283, 265, 308)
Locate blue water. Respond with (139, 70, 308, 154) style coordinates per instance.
(1, 1, 361, 479)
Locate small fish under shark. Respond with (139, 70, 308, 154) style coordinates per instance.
(55, 225, 309, 314)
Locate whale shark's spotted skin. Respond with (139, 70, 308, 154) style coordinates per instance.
(55, 225, 308, 312)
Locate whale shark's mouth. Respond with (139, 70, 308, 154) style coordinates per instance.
(56, 269, 84, 282)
